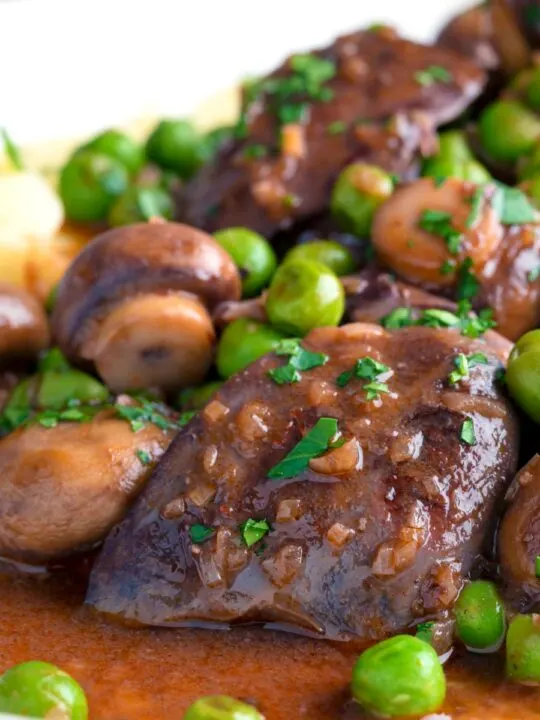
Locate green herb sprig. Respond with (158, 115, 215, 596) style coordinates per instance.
(268, 339, 329, 385)
(268, 417, 339, 479)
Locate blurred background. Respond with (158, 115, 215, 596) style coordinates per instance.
(1, 0, 473, 144)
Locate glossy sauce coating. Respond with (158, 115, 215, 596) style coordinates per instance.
(2, 572, 540, 719)
(88, 324, 518, 642)
(181, 29, 486, 235)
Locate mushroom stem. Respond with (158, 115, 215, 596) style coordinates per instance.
(81, 292, 215, 393)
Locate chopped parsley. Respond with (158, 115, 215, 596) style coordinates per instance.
(268, 339, 328, 385)
(243, 143, 267, 160)
(466, 186, 485, 228)
(460, 418, 476, 446)
(536, 556, 540, 578)
(136, 449, 152, 465)
(190, 524, 215, 544)
(448, 352, 488, 385)
(456, 257, 480, 301)
(327, 120, 347, 135)
(491, 182, 538, 225)
(1, 128, 24, 170)
(363, 380, 390, 401)
(416, 620, 435, 644)
(381, 307, 413, 329)
(440, 259, 456, 276)
(178, 410, 196, 427)
(114, 396, 180, 433)
(136, 188, 168, 220)
(268, 417, 339, 479)
(419, 209, 462, 254)
(528, 266, 540, 283)
(414, 65, 453, 87)
(379, 302, 496, 339)
(337, 357, 391, 401)
(234, 53, 336, 139)
(240, 518, 271, 547)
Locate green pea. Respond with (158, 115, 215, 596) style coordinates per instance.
(331, 162, 394, 237)
(266, 259, 345, 336)
(506, 329, 540, 422)
(519, 143, 540, 180)
(83, 129, 144, 176)
(423, 131, 491, 183)
(178, 381, 224, 411)
(526, 68, 540, 112)
(145, 119, 208, 179)
(37, 370, 109, 410)
(108, 186, 174, 227)
(213, 228, 277, 297)
(184, 695, 264, 720)
(506, 614, 540, 684)
(455, 580, 505, 650)
(204, 125, 234, 158)
(59, 150, 129, 222)
(0, 660, 88, 719)
(216, 318, 288, 379)
(283, 240, 356, 276)
(478, 100, 540, 164)
(38, 347, 72, 374)
(351, 635, 446, 717)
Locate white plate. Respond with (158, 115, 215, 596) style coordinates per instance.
(1, 0, 474, 144)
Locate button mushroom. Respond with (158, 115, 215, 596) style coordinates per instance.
(0, 282, 50, 365)
(499, 454, 540, 610)
(371, 178, 540, 340)
(0, 409, 173, 564)
(51, 222, 241, 392)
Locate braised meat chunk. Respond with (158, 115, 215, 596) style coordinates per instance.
(180, 29, 486, 236)
(87, 324, 517, 642)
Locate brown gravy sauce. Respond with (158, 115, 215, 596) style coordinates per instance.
(1, 571, 539, 720)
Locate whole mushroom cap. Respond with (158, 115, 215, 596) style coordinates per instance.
(51, 222, 242, 392)
(52, 221, 241, 358)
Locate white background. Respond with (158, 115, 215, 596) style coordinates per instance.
(1, 0, 474, 145)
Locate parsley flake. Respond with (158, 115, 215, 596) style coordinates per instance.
(243, 144, 267, 160)
(440, 259, 456, 276)
(492, 182, 539, 225)
(327, 121, 347, 136)
(190, 524, 215, 544)
(136, 449, 152, 466)
(466, 186, 485, 228)
(536, 556, 540, 578)
(460, 418, 476, 446)
(381, 307, 414, 329)
(114, 397, 179, 433)
(268, 340, 328, 385)
(268, 417, 339, 479)
(337, 356, 391, 401)
(448, 352, 488, 385)
(415, 65, 453, 87)
(419, 209, 462, 254)
(240, 518, 271, 547)
(416, 621, 435, 644)
(456, 258, 480, 301)
(528, 266, 540, 283)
